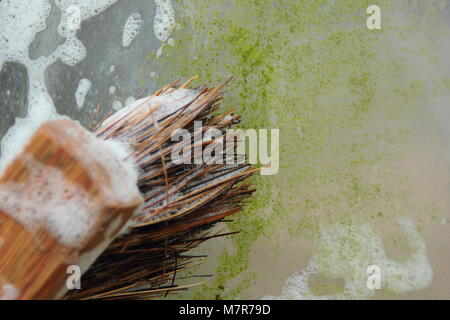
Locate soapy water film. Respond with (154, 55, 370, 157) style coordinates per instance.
(1, 0, 450, 299)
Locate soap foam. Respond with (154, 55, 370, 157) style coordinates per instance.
(264, 218, 432, 300)
(108, 64, 116, 74)
(83, 137, 140, 205)
(0, 162, 98, 248)
(153, 0, 175, 42)
(0, 0, 57, 169)
(99, 88, 199, 130)
(0, 132, 139, 248)
(122, 12, 143, 48)
(0, 0, 177, 172)
(0, 0, 119, 171)
(75, 78, 92, 109)
(0, 284, 20, 300)
(125, 96, 137, 105)
(112, 100, 123, 111)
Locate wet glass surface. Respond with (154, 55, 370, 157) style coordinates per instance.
(0, 0, 161, 146)
(1, 0, 450, 300)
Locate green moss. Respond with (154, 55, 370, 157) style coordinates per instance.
(144, 0, 448, 298)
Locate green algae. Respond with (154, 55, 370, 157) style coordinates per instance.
(145, 0, 450, 299)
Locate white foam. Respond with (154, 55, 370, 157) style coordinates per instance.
(167, 38, 175, 47)
(99, 88, 199, 131)
(0, 1, 51, 69)
(75, 78, 92, 109)
(0, 128, 139, 247)
(109, 85, 116, 94)
(0, 284, 20, 300)
(0, 164, 98, 248)
(264, 218, 432, 300)
(85, 137, 139, 205)
(0, 0, 147, 250)
(125, 96, 136, 105)
(55, 0, 118, 26)
(151, 88, 199, 116)
(0, 0, 57, 169)
(112, 100, 123, 111)
(109, 65, 115, 73)
(0, 0, 119, 171)
(156, 45, 164, 58)
(70, 124, 140, 206)
(153, 0, 175, 42)
(122, 12, 142, 48)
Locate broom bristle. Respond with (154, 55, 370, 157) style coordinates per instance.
(66, 79, 256, 300)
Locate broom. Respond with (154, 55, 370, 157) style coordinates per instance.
(0, 78, 256, 300)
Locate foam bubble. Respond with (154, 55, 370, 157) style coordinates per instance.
(0, 130, 139, 247)
(75, 78, 92, 109)
(108, 64, 116, 74)
(100, 88, 199, 130)
(0, 0, 52, 67)
(55, 0, 118, 24)
(264, 218, 432, 300)
(122, 12, 142, 48)
(0, 0, 119, 170)
(153, 0, 175, 42)
(0, 284, 20, 300)
(156, 45, 164, 58)
(112, 100, 123, 111)
(125, 96, 136, 105)
(84, 137, 139, 205)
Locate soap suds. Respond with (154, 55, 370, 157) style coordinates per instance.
(122, 12, 142, 48)
(152, 0, 175, 58)
(0, 164, 98, 248)
(153, 0, 175, 42)
(0, 132, 139, 247)
(0, 284, 20, 300)
(156, 46, 164, 59)
(167, 38, 175, 47)
(108, 64, 116, 74)
(264, 218, 432, 300)
(112, 100, 123, 111)
(75, 78, 92, 109)
(0, 0, 174, 169)
(84, 137, 139, 204)
(0, 0, 58, 170)
(125, 96, 136, 105)
(0, 0, 119, 170)
(0, 0, 144, 248)
(100, 88, 199, 130)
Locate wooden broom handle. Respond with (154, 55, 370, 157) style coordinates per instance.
(0, 119, 143, 300)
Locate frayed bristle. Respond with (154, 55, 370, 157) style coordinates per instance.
(66, 80, 255, 300)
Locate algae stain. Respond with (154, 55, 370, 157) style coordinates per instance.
(146, 0, 449, 299)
